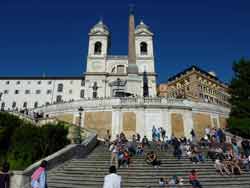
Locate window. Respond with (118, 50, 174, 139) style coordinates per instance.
(45, 102, 50, 106)
(16, 81, 20, 85)
(23, 102, 27, 108)
(1, 102, 5, 110)
(48, 81, 52, 85)
(36, 90, 41, 94)
(92, 82, 98, 98)
(81, 79, 85, 86)
(25, 90, 30, 94)
(56, 95, 62, 103)
(4, 90, 8, 94)
(6, 81, 10, 85)
(34, 102, 38, 108)
(80, 89, 84, 98)
(57, 83, 63, 92)
(117, 65, 125, 74)
(69, 90, 73, 94)
(37, 81, 41, 85)
(94, 41, 102, 54)
(70, 80, 74, 84)
(12, 102, 16, 108)
(15, 90, 19, 94)
(140, 42, 148, 55)
(27, 81, 31, 84)
(47, 90, 52, 94)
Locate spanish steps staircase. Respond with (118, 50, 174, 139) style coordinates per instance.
(47, 143, 250, 188)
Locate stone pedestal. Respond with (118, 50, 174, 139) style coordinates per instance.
(126, 73, 141, 96)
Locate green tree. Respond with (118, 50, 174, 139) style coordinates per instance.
(230, 58, 250, 117)
(228, 58, 250, 138)
(0, 112, 24, 159)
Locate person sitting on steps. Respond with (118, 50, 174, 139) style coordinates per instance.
(146, 151, 161, 168)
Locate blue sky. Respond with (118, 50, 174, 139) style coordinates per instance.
(0, 0, 249, 84)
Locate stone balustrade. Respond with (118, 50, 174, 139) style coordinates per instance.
(31, 97, 230, 116)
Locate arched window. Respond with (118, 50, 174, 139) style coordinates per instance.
(57, 83, 63, 92)
(92, 82, 98, 98)
(94, 42, 102, 55)
(140, 42, 148, 55)
(34, 102, 38, 108)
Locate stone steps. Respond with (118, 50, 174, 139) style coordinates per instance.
(47, 143, 250, 188)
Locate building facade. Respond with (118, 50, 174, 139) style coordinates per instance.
(0, 12, 157, 111)
(158, 66, 230, 107)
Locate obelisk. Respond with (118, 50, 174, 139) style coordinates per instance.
(126, 6, 141, 96)
(127, 6, 138, 74)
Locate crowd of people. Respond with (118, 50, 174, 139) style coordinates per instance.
(103, 126, 250, 188)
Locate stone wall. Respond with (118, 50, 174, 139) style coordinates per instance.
(171, 113, 184, 138)
(219, 116, 228, 129)
(122, 112, 136, 139)
(84, 111, 112, 138)
(192, 113, 212, 138)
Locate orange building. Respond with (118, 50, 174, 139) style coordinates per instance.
(158, 66, 230, 107)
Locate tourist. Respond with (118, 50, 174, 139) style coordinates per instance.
(0, 162, 10, 188)
(104, 129, 111, 147)
(189, 169, 202, 188)
(103, 166, 121, 188)
(161, 127, 166, 141)
(241, 139, 250, 158)
(152, 125, 156, 141)
(172, 137, 182, 160)
(158, 177, 166, 187)
(214, 158, 231, 175)
(31, 160, 48, 188)
(142, 136, 150, 147)
(136, 143, 144, 156)
(205, 127, 210, 139)
(232, 142, 240, 159)
(110, 142, 118, 168)
(241, 154, 250, 172)
(136, 133, 141, 142)
(167, 175, 184, 187)
(146, 151, 161, 168)
(190, 129, 197, 144)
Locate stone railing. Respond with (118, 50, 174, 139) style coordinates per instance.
(224, 130, 250, 146)
(10, 129, 98, 188)
(31, 97, 230, 116)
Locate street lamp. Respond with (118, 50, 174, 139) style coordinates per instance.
(76, 106, 84, 144)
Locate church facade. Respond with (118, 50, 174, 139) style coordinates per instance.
(0, 12, 156, 111)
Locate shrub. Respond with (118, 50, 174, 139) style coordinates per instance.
(7, 123, 69, 170)
(0, 112, 69, 170)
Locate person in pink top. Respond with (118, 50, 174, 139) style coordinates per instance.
(31, 160, 48, 188)
(189, 169, 202, 188)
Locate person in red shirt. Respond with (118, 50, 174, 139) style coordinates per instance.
(189, 169, 202, 188)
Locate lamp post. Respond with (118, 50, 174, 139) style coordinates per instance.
(77, 106, 84, 144)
